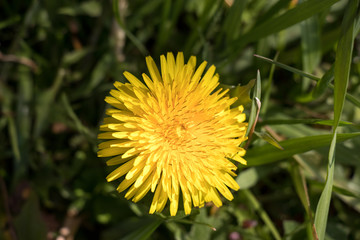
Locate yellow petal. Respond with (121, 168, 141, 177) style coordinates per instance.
(149, 183, 163, 214)
(170, 188, 179, 216)
(146, 56, 162, 85)
(132, 175, 152, 202)
(106, 155, 130, 166)
(106, 159, 135, 182)
(166, 52, 176, 80)
(232, 154, 247, 165)
(123, 71, 147, 89)
(98, 147, 128, 157)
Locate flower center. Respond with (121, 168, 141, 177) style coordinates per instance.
(175, 124, 187, 137)
(159, 120, 192, 149)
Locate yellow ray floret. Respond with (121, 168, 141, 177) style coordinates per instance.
(98, 52, 248, 216)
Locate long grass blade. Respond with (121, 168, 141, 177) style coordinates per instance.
(314, 1, 358, 239)
(300, 0, 321, 91)
(112, 0, 148, 55)
(254, 54, 360, 109)
(332, 4, 357, 129)
(289, 162, 317, 240)
(246, 133, 360, 166)
(314, 133, 336, 240)
(259, 118, 354, 127)
(224, 0, 339, 59)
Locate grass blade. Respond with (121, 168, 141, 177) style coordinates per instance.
(243, 189, 281, 240)
(314, 133, 336, 240)
(289, 162, 317, 240)
(246, 133, 360, 166)
(254, 54, 320, 81)
(312, 65, 334, 99)
(155, 0, 178, 54)
(332, 2, 357, 129)
(61, 94, 95, 141)
(254, 54, 360, 108)
(224, 0, 339, 59)
(112, 0, 148, 55)
(246, 70, 261, 136)
(300, 0, 321, 91)
(184, 0, 221, 55)
(314, 1, 358, 239)
(259, 118, 354, 127)
(34, 68, 65, 137)
(223, 0, 247, 43)
(245, 71, 261, 150)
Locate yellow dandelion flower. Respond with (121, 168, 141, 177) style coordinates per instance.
(98, 52, 248, 216)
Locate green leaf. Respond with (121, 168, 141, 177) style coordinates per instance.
(79, 1, 102, 17)
(121, 218, 163, 240)
(236, 167, 260, 190)
(245, 133, 360, 166)
(221, 79, 255, 107)
(236, 166, 275, 189)
(236, 79, 255, 107)
(14, 192, 47, 240)
(58, 1, 102, 17)
(62, 48, 91, 66)
(187, 208, 217, 240)
(254, 131, 283, 150)
(0, 15, 21, 30)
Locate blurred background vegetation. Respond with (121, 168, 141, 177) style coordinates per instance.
(1, 0, 360, 239)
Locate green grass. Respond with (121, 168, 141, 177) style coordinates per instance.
(1, 0, 360, 239)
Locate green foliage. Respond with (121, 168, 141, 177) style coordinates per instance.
(1, 0, 360, 239)
(13, 192, 47, 240)
(315, 1, 359, 239)
(246, 133, 360, 166)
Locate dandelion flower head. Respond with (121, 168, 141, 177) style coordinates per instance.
(98, 52, 248, 216)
